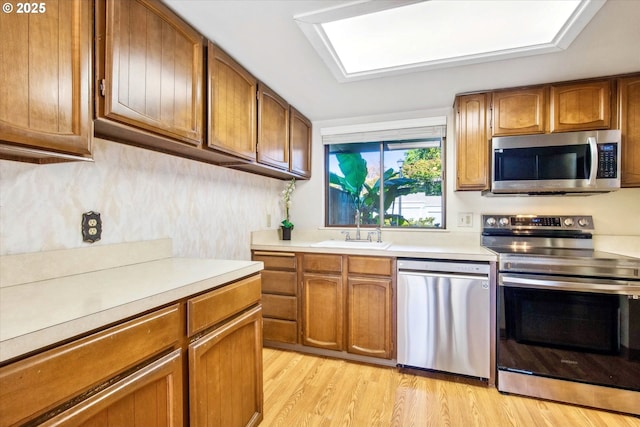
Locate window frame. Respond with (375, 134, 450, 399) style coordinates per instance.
(324, 137, 446, 229)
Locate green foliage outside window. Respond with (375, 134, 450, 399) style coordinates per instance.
(328, 141, 443, 228)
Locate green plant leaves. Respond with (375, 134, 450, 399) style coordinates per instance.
(329, 152, 368, 208)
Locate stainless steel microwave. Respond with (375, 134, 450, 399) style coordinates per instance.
(490, 129, 621, 195)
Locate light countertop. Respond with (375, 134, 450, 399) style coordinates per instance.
(251, 229, 640, 260)
(251, 229, 498, 262)
(0, 240, 263, 363)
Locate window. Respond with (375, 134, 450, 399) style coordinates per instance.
(295, 0, 603, 82)
(326, 137, 444, 229)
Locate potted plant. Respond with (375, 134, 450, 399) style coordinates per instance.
(280, 178, 295, 240)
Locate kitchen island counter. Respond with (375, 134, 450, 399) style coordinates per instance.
(0, 239, 263, 363)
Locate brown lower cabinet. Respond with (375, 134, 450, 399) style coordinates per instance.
(253, 252, 299, 344)
(253, 250, 395, 362)
(189, 307, 263, 427)
(302, 270, 345, 351)
(347, 276, 393, 359)
(41, 349, 183, 427)
(301, 253, 394, 359)
(0, 274, 263, 427)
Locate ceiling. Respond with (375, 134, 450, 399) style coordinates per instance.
(163, 0, 640, 122)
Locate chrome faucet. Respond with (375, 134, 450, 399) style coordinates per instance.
(367, 227, 382, 243)
(341, 210, 383, 242)
(354, 209, 361, 240)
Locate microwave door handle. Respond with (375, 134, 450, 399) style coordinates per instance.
(588, 136, 598, 186)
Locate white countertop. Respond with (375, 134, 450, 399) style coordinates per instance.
(0, 249, 263, 363)
(251, 229, 497, 262)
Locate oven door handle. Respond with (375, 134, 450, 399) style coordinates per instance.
(500, 274, 640, 295)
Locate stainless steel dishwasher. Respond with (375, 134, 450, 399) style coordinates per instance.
(397, 259, 490, 379)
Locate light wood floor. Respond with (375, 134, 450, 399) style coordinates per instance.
(261, 348, 640, 427)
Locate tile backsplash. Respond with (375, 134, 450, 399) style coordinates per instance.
(0, 138, 281, 259)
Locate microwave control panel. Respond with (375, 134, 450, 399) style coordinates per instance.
(597, 143, 617, 178)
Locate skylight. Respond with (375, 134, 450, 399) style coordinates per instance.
(295, 0, 605, 82)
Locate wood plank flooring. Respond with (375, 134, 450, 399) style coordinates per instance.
(261, 348, 640, 427)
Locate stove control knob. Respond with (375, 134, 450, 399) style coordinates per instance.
(499, 217, 510, 227)
(563, 218, 574, 227)
(485, 217, 496, 226)
(578, 218, 590, 227)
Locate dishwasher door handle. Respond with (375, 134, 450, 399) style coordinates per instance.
(398, 271, 489, 283)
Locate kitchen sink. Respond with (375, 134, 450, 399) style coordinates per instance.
(310, 240, 392, 250)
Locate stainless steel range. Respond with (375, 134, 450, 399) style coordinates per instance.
(481, 214, 640, 415)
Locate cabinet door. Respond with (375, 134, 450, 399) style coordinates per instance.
(208, 43, 257, 161)
(289, 107, 312, 178)
(302, 273, 344, 351)
(0, 0, 92, 161)
(618, 75, 640, 187)
(0, 304, 181, 427)
(492, 87, 547, 136)
(189, 306, 263, 427)
(455, 93, 490, 190)
(257, 83, 289, 170)
(40, 350, 183, 427)
(100, 0, 204, 145)
(347, 277, 393, 359)
(550, 80, 611, 132)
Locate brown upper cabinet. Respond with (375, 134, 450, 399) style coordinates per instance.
(618, 75, 640, 187)
(0, 0, 93, 163)
(207, 43, 258, 161)
(455, 93, 490, 191)
(550, 79, 612, 132)
(95, 0, 204, 147)
(492, 87, 547, 136)
(456, 74, 640, 191)
(257, 83, 290, 170)
(491, 80, 612, 137)
(232, 83, 313, 179)
(4, 0, 311, 180)
(289, 107, 313, 178)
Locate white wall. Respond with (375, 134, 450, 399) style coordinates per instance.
(293, 109, 640, 236)
(0, 138, 283, 258)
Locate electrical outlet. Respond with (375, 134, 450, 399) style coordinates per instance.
(457, 212, 473, 227)
(266, 214, 272, 228)
(82, 211, 102, 243)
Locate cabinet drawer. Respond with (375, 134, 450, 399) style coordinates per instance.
(348, 256, 393, 276)
(263, 318, 298, 344)
(187, 274, 261, 336)
(303, 254, 343, 273)
(0, 304, 181, 427)
(262, 270, 297, 295)
(253, 252, 296, 270)
(262, 294, 297, 320)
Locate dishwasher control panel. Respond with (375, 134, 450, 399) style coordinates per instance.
(397, 259, 490, 275)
